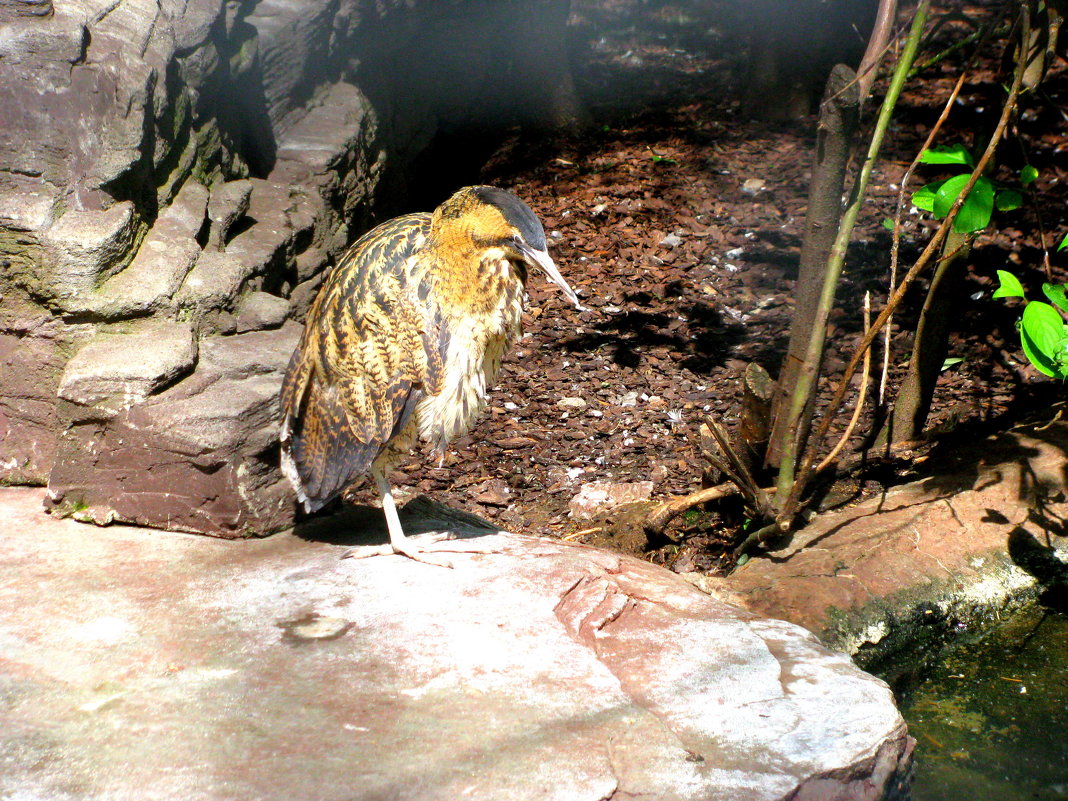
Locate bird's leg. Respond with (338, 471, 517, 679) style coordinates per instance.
(375, 468, 418, 557)
(340, 468, 457, 568)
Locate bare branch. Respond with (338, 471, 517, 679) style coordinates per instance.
(857, 0, 900, 99)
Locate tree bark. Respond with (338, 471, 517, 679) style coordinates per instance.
(736, 362, 776, 479)
(766, 64, 860, 469)
(878, 229, 971, 446)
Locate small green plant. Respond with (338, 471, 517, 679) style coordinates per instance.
(994, 269, 1068, 379)
(648, 150, 677, 165)
(910, 143, 1028, 233)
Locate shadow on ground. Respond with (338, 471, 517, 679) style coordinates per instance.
(292, 495, 500, 548)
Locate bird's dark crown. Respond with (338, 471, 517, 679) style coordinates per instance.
(433, 185, 547, 253)
(471, 186, 547, 252)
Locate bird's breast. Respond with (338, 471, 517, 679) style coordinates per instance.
(414, 270, 525, 453)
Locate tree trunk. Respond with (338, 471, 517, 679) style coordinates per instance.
(766, 64, 860, 469)
(740, 1, 876, 120)
(878, 229, 971, 446)
(512, 0, 589, 132)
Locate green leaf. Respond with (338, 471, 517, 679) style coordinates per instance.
(995, 189, 1023, 212)
(957, 176, 995, 233)
(992, 270, 1026, 299)
(1059, 232, 1068, 252)
(882, 218, 896, 231)
(1042, 283, 1068, 314)
(912, 180, 945, 212)
(1020, 164, 1039, 186)
(933, 174, 994, 232)
(932, 174, 968, 218)
(1020, 301, 1067, 378)
(941, 357, 964, 371)
(919, 143, 974, 167)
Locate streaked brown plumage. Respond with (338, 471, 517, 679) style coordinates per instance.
(280, 185, 583, 560)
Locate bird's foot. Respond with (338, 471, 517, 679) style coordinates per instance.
(391, 539, 457, 569)
(341, 531, 483, 568)
(341, 542, 455, 568)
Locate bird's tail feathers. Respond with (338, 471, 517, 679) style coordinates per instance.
(279, 413, 314, 512)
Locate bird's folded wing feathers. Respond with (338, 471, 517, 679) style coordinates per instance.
(279, 213, 446, 509)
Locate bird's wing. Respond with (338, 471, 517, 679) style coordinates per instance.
(279, 213, 446, 511)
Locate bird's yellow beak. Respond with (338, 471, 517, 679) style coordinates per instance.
(516, 240, 587, 311)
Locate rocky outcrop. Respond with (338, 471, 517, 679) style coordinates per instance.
(0, 487, 914, 800)
(46, 324, 301, 536)
(0, 0, 578, 535)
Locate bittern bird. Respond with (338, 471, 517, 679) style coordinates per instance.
(280, 185, 584, 561)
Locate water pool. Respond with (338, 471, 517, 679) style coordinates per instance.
(894, 605, 1068, 800)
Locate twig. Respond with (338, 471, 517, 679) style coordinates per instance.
(1021, 130, 1056, 280)
(698, 434, 748, 494)
(705, 417, 772, 513)
(857, 0, 900, 100)
(909, 24, 991, 77)
(562, 527, 602, 541)
(882, 70, 968, 405)
(734, 521, 787, 558)
(882, 5, 1005, 403)
(817, 291, 872, 474)
(643, 482, 742, 539)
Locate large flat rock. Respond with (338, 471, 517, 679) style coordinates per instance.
(0, 487, 911, 801)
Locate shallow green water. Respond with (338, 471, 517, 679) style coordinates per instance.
(895, 606, 1068, 801)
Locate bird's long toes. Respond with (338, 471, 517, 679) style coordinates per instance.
(340, 533, 491, 568)
(340, 544, 395, 561)
(391, 541, 455, 569)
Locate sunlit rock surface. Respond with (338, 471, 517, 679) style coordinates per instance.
(0, 487, 912, 801)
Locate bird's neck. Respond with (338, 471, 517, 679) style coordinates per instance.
(425, 229, 524, 318)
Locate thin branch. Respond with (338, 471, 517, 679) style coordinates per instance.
(882, 70, 968, 404)
(857, 0, 901, 100)
(705, 417, 768, 509)
(734, 521, 786, 558)
(909, 24, 991, 77)
(643, 482, 742, 539)
(817, 291, 872, 473)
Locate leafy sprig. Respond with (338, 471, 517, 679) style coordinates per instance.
(910, 143, 1028, 233)
(994, 270, 1068, 379)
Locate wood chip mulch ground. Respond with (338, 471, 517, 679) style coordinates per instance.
(377, 1, 1068, 574)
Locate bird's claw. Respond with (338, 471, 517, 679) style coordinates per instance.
(340, 543, 456, 568)
(341, 531, 466, 568)
(393, 543, 456, 569)
(340, 544, 393, 561)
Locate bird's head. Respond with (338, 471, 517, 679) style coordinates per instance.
(432, 185, 586, 310)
